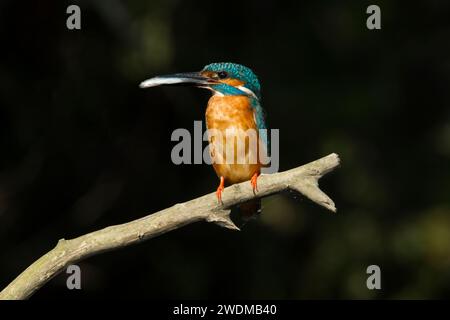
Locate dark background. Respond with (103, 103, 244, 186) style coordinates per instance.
(1, 0, 449, 299)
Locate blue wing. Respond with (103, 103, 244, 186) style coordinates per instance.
(250, 97, 269, 154)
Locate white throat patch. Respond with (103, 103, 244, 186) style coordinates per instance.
(237, 86, 258, 99)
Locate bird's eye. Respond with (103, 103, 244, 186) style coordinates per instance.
(217, 71, 228, 79)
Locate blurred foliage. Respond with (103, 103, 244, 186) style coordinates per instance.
(0, 0, 449, 299)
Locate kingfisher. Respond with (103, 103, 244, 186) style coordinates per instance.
(140, 62, 268, 218)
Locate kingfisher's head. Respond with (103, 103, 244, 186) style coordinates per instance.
(139, 62, 261, 100)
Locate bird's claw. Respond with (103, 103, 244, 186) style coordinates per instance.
(251, 173, 259, 194)
(216, 176, 225, 204)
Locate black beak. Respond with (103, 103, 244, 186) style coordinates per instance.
(139, 72, 216, 89)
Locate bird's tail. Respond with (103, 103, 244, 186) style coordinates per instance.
(239, 199, 262, 222)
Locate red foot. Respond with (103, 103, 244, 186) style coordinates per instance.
(251, 172, 259, 193)
(216, 176, 225, 203)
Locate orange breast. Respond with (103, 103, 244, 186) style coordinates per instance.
(205, 95, 263, 184)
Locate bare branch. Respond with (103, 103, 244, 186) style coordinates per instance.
(0, 153, 340, 300)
